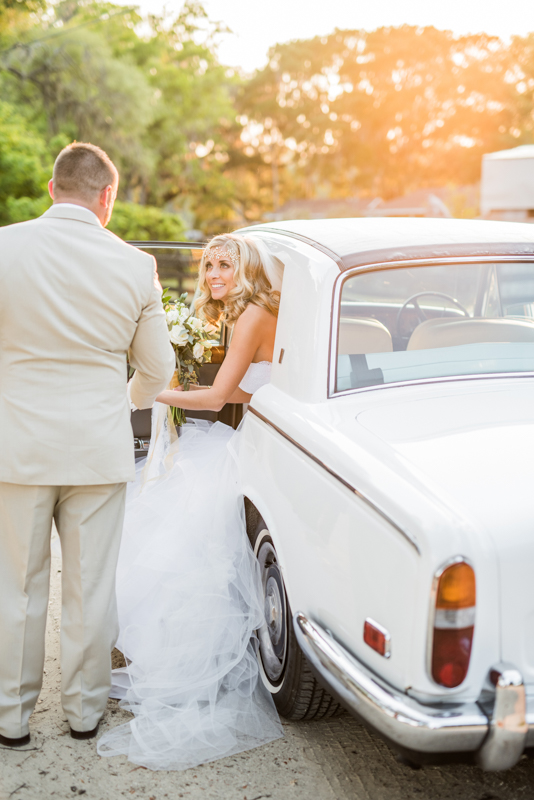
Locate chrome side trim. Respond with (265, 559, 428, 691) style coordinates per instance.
(294, 612, 488, 754)
(248, 407, 419, 554)
(328, 255, 534, 398)
(477, 664, 527, 771)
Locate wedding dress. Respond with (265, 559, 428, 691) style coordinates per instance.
(97, 362, 283, 771)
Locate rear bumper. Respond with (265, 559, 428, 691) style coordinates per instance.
(294, 612, 533, 771)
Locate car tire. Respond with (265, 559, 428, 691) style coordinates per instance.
(245, 501, 344, 721)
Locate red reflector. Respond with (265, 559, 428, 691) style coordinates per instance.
(363, 619, 391, 658)
(431, 626, 474, 688)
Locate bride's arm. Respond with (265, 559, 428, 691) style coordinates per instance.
(175, 385, 248, 401)
(156, 306, 268, 412)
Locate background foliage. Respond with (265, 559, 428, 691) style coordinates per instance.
(0, 0, 533, 236)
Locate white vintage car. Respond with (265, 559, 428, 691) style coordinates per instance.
(229, 217, 534, 771)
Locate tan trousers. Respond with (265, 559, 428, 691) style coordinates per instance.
(0, 482, 126, 738)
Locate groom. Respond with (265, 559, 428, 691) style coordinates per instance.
(0, 142, 175, 746)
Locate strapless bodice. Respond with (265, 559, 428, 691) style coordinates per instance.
(238, 361, 271, 394)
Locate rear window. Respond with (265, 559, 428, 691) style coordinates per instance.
(335, 261, 534, 392)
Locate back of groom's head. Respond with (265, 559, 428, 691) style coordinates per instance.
(52, 142, 118, 202)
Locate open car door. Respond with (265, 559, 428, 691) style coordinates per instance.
(127, 241, 243, 459)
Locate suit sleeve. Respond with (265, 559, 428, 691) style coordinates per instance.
(128, 258, 175, 410)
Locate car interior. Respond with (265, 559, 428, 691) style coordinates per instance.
(337, 261, 534, 392)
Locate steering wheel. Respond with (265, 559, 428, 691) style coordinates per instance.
(395, 291, 471, 339)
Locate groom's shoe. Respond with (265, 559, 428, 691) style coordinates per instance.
(0, 733, 31, 748)
(70, 723, 100, 740)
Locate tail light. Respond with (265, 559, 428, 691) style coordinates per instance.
(431, 560, 476, 688)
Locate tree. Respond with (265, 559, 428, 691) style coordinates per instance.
(2, 2, 533, 233)
(507, 33, 534, 147)
(0, 100, 51, 224)
(108, 201, 185, 241)
(0, 1, 243, 231)
(238, 26, 519, 202)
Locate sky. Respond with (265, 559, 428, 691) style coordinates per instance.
(119, 0, 534, 72)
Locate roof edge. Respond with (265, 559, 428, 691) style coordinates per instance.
(242, 227, 534, 271)
(242, 226, 345, 270)
(341, 242, 534, 270)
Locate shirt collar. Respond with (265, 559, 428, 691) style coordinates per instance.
(53, 203, 100, 223)
(42, 203, 102, 227)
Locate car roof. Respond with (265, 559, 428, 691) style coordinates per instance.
(242, 217, 534, 271)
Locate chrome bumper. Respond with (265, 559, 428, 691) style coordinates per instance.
(294, 612, 532, 771)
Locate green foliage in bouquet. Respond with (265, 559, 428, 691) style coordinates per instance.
(162, 289, 219, 426)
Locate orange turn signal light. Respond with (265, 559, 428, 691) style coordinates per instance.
(436, 561, 476, 610)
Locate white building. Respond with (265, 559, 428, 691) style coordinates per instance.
(481, 144, 534, 222)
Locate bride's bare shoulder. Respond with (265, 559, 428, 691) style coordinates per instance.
(237, 303, 277, 329)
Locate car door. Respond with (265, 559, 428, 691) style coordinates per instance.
(127, 241, 243, 458)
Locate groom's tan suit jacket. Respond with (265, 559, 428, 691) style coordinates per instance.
(0, 203, 175, 739)
(0, 203, 175, 486)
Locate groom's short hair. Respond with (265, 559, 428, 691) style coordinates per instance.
(53, 142, 118, 201)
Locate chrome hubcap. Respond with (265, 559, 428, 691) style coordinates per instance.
(255, 535, 287, 682)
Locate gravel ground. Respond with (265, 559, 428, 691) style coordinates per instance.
(2, 542, 534, 800)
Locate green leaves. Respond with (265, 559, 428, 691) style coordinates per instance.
(0, 101, 51, 225)
(3, 2, 534, 232)
(108, 202, 186, 241)
(0, 0, 238, 236)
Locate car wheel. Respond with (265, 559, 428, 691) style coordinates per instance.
(246, 504, 343, 721)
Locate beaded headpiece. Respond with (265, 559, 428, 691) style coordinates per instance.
(204, 245, 240, 267)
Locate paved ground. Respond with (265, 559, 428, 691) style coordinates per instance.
(2, 544, 534, 800)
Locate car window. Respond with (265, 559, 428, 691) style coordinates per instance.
(335, 261, 534, 392)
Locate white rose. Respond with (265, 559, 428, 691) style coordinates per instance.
(203, 322, 218, 334)
(178, 307, 190, 324)
(189, 317, 204, 331)
(169, 325, 189, 346)
(193, 342, 204, 359)
(166, 308, 180, 324)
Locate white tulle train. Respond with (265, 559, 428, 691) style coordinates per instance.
(97, 411, 283, 771)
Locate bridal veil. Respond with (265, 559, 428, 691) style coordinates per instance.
(97, 417, 283, 770)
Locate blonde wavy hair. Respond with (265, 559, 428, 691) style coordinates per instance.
(195, 233, 282, 325)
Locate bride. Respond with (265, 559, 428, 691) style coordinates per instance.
(97, 234, 284, 771)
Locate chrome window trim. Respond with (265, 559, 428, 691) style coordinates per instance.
(333, 371, 534, 398)
(248, 406, 420, 554)
(328, 254, 534, 399)
(127, 241, 207, 249)
(426, 555, 475, 689)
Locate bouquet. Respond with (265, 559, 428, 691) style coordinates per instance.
(162, 289, 219, 426)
